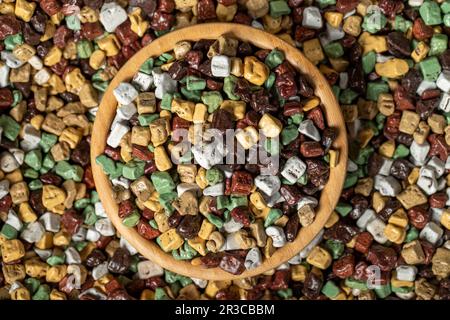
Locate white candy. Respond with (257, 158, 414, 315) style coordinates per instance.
(417, 174, 438, 195)
(302, 7, 323, 29)
(28, 56, 43, 70)
(117, 103, 137, 120)
(5, 210, 22, 231)
(0, 179, 10, 200)
(396, 265, 418, 282)
(86, 228, 101, 242)
(436, 72, 450, 92)
(95, 218, 116, 236)
(297, 196, 318, 210)
(137, 260, 164, 279)
(95, 202, 107, 218)
(445, 240, 450, 250)
(299, 229, 324, 258)
(224, 232, 245, 251)
(408, 0, 424, 6)
(99, 2, 128, 32)
(65, 247, 82, 264)
(113, 82, 139, 105)
(446, 156, 450, 170)
(244, 248, 262, 270)
(9, 148, 24, 166)
(20, 221, 44, 243)
(34, 68, 50, 85)
(288, 253, 302, 265)
(410, 140, 430, 165)
(72, 226, 87, 242)
(223, 219, 244, 233)
(264, 191, 283, 207)
(120, 237, 138, 255)
(347, 159, 358, 172)
(427, 156, 445, 178)
(132, 72, 153, 91)
(192, 140, 227, 169)
(343, 9, 356, 19)
(298, 119, 321, 141)
(107, 121, 130, 148)
(39, 212, 61, 232)
(326, 24, 345, 42)
(437, 177, 447, 191)
(367, 218, 388, 244)
(255, 175, 281, 197)
(416, 80, 436, 96)
(374, 175, 401, 197)
(203, 183, 225, 196)
(439, 92, 450, 112)
(395, 291, 416, 300)
(0, 64, 10, 87)
(152, 70, 177, 99)
(431, 208, 443, 224)
(92, 262, 109, 280)
(251, 20, 264, 29)
(265, 226, 286, 247)
(339, 72, 348, 89)
(177, 183, 201, 197)
(34, 248, 52, 260)
(281, 156, 306, 184)
(211, 55, 231, 77)
(0, 151, 20, 173)
(191, 278, 208, 289)
(20, 124, 41, 152)
(276, 263, 290, 270)
(1, 51, 25, 68)
(378, 158, 393, 176)
(419, 222, 443, 245)
(111, 176, 130, 189)
(357, 209, 377, 230)
(79, 287, 107, 300)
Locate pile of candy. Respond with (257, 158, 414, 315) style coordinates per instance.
(0, 0, 448, 300)
(97, 36, 336, 275)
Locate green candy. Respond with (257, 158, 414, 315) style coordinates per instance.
(269, 0, 291, 18)
(46, 255, 65, 266)
(263, 137, 280, 155)
(32, 285, 51, 300)
(172, 242, 197, 260)
(445, 14, 450, 27)
(224, 76, 240, 100)
(0, 115, 20, 141)
(93, 81, 109, 92)
(291, 113, 304, 125)
(354, 146, 374, 165)
(344, 278, 368, 291)
(29, 180, 43, 190)
(0, 224, 18, 239)
(332, 85, 341, 100)
(4, 33, 24, 51)
(96, 155, 116, 175)
(138, 114, 159, 126)
(321, 281, 340, 299)
(393, 144, 410, 159)
(201, 91, 223, 113)
(325, 239, 344, 259)
(391, 285, 414, 294)
(186, 76, 206, 91)
(122, 211, 141, 227)
(265, 49, 285, 69)
(264, 208, 282, 227)
(77, 40, 94, 58)
(227, 196, 248, 211)
(324, 42, 344, 59)
(216, 196, 229, 210)
(374, 284, 392, 299)
(207, 213, 224, 229)
(159, 191, 177, 214)
(362, 51, 377, 74)
(429, 34, 448, 56)
(129, 255, 139, 273)
(149, 219, 158, 229)
(151, 172, 176, 194)
(281, 124, 299, 145)
(109, 162, 124, 180)
(24, 149, 43, 171)
(394, 16, 413, 33)
(366, 82, 389, 101)
(339, 89, 359, 104)
(206, 167, 224, 185)
(316, 0, 336, 9)
(55, 161, 84, 182)
(343, 171, 359, 188)
(25, 278, 41, 294)
(419, 1, 442, 25)
(122, 161, 145, 180)
(74, 198, 91, 210)
(405, 227, 419, 242)
(155, 287, 170, 300)
(442, 1, 450, 14)
(90, 191, 100, 203)
(420, 57, 442, 81)
(297, 173, 308, 185)
(65, 15, 81, 30)
(160, 93, 173, 110)
(265, 72, 276, 90)
(11, 90, 22, 107)
(74, 241, 88, 252)
(24, 168, 39, 179)
(181, 86, 201, 102)
(335, 202, 352, 217)
(83, 205, 98, 225)
(277, 288, 293, 299)
(40, 133, 58, 153)
(362, 11, 387, 33)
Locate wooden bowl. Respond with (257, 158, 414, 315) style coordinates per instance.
(91, 23, 347, 280)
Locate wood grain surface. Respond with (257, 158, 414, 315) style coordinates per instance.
(90, 23, 348, 280)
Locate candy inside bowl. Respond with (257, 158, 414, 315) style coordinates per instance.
(91, 23, 347, 280)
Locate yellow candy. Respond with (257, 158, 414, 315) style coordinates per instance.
(306, 246, 332, 269)
(15, 0, 36, 22)
(375, 59, 409, 79)
(391, 272, 414, 288)
(59, 127, 83, 149)
(46, 265, 68, 283)
(291, 264, 308, 282)
(140, 289, 155, 300)
(18, 203, 37, 223)
(154, 146, 173, 171)
(64, 68, 86, 95)
(343, 16, 362, 37)
(325, 211, 339, 228)
(303, 38, 325, 65)
(441, 209, 450, 230)
(50, 289, 67, 300)
(243, 56, 269, 85)
(187, 237, 207, 256)
(2, 264, 26, 284)
(35, 232, 54, 250)
(96, 34, 121, 57)
(411, 41, 430, 63)
(42, 185, 66, 211)
(220, 100, 246, 120)
(324, 12, 343, 28)
(196, 168, 208, 189)
(379, 140, 396, 158)
(24, 258, 48, 278)
(11, 287, 31, 300)
(384, 223, 406, 244)
(258, 113, 283, 138)
(129, 8, 149, 37)
(198, 219, 215, 240)
(358, 32, 387, 54)
(1, 239, 25, 263)
(205, 281, 231, 298)
(171, 98, 195, 121)
(389, 209, 409, 228)
(89, 50, 106, 70)
(158, 229, 184, 252)
(44, 46, 62, 67)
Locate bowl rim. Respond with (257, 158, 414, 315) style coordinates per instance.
(90, 22, 348, 280)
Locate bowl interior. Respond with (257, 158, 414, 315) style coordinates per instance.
(90, 23, 348, 280)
